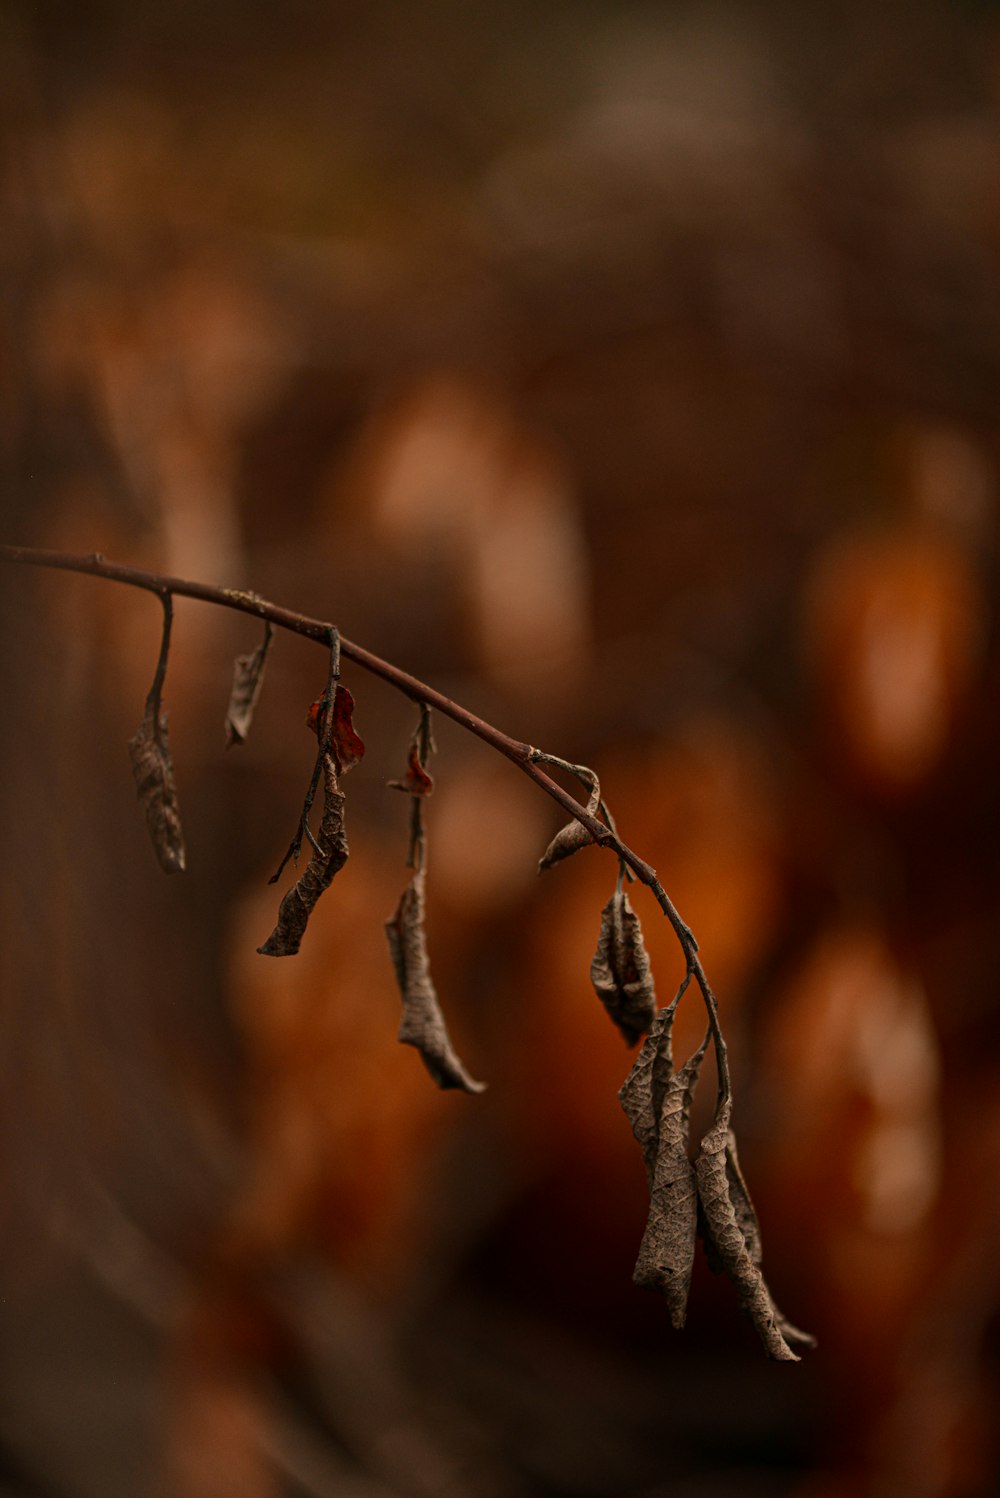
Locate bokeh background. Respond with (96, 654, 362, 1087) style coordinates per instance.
(2, 1, 1000, 1493)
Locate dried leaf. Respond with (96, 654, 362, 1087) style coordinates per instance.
(590, 890, 658, 1044)
(694, 1098, 807, 1360)
(329, 685, 365, 773)
(385, 866, 484, 1094)
(306, 685, 366, 774)
(620, 1009, 707, 1328)
(258, 754, 348, 956)
(633, 1048, 707, 1327)
(225, 626, 273, 747)
(388, 741, 434, 796)
(128, 711, 186, 873)
(721, 1128, 763, 1266)
(716, 1129, 817, 1352)
(537, 777, 600, 871)
(618, 1007, 674, 1172)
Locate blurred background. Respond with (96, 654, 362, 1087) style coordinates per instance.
(2, 0, 1000, 1493)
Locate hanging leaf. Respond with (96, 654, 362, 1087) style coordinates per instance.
(258, 754, 348, 956)
(225, 624, 273, 747)
(620, 1007, 706, 1329)
(721, 1128, 763, 1267)
(388, 740, 434, 796)
(694, 1098, 811, 1360)
(329, 685, 365, 773)
(619, 1007, 673, 1171)
(633, 1045, 707, 1327)
(307, 684, 365, 774)
(537, 775, 600, 871)
(128, 710, 186, 873)
(385, 865, 484, 1094)
(590, 889, 657, 1044)
(709, 1126, 817, 1352)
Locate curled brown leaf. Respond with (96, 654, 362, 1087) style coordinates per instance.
(258, 754, 348, 956)
(694, 1098, 809, 1360)
(537, 774, 600, 871)
(714, 1128, 817, 1352)
(385, 865, 484, 1094)
(619, 1007, 673, 1172)
(634, 1055, 707, 1328)
(590, 890, 657, 1044)
(225, 624, 273, 747)
(620, 1007, 707, 1328)
(128, 711, 186, 873)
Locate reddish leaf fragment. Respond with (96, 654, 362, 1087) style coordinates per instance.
(306, 686, 365, 774)
(258, 754, 348, 956)
(225, 626, 273, 747)
(330, 685, 365, 773)
(537, 777, 601, 871)
(389, 741, 434, 797)
(590, 890, 658, 1044)
(385, 866, 484, 1093)
(128, 711, 186, 874)
(306, 696, 325, 737)
(695, 1098, 812, 1360)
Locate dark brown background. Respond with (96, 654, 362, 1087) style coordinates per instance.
(2, 2, 1000, 1494)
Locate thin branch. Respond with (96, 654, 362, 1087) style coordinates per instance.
(0, 543, 726, 1068)
(146, 590, 173, 732)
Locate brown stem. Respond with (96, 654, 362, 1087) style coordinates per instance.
(0, 542, 729, 1074)
(145, 590, 173, 738)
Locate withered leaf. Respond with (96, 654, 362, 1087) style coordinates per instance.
(716, 1128, 817, 1352)
(722, 1128, 763, 1267)
(634, 1049, 707, 1328)
(225, 625, 273, 747)
(258, 754, 348, 956)
(590, 889, 657, 1044)
(537, 776, 600, 871)
(694, 1098, 810, 1360)
(306, 685, 366, 774)
(385, 866, 484, 1094)
(618, 1007, 675, 1172)
(128, 711, 186, 873)
(620, 1008, 707, 1329)
(388, 740, 434, 796)
(329, 685, 365, 773)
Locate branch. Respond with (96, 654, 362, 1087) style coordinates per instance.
(0, 542, 727, 1088)
(0, 542, 819, 1353)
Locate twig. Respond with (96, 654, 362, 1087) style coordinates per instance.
(146, 590, 173, 735)
(0, 543, 727, 1079)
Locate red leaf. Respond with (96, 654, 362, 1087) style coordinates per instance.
(389, 741, 434, 796)
(306, 686, 365, 774)
(305, 697, 325, 737)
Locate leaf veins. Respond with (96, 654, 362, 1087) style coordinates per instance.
(128, 710, 186, 874)
(694, 1097, 814, 1360)
(619, 1005, 707, 1329)
(258, 753, 348, 957)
